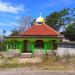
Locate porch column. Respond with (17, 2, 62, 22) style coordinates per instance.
(16, 40, 20, 49)
(31, 41, 34, 56)
(9, 42, 12, 49)
(6, 41, 9, 51)
(6, 45, 8, 51)
(44, 41, 47, 54)
(19, 41, 23, 53)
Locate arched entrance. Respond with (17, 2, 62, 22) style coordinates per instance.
(35, 40, 44, 49)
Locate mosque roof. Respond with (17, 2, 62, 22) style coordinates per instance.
(20, 23, 60, 36)
(20, 15, 60, 36)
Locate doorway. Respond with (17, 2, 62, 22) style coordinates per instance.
(23, 40, 28, 52)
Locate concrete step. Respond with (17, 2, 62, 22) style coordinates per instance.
(21, 53, 32, 58)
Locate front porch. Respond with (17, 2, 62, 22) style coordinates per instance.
(5, 37, 59, 57)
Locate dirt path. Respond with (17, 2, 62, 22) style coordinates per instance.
(0, 68, 75, 75)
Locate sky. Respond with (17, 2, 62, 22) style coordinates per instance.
(0, 0, 75, 36)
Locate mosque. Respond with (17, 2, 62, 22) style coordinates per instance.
(5, 15, 62, 56)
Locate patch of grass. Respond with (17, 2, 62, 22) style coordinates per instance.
(0, 58, 32, 68)
(32, 55, 75, 70)
(0, 54, 75, 71)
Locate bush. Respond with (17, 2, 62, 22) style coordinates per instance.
(64, 34, 75, 41)
(0, 41, 6, 51)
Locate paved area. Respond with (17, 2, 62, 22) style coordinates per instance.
(0, 68, 75, 75)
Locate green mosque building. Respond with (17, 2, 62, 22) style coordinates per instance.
(5, 16, 62, 56)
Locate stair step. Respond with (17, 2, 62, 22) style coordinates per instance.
(21, 53, 32, 58)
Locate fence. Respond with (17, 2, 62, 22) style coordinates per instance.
(57, 42, 75, 56)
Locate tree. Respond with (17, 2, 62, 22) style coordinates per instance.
(10, 29, 19, 36)
(62, 23, 75, 41)
(3, 30, 6, 37)
(18, 16, 33, 32)
(46, 12, 60, 30)
(10, 16, 33, 36)
(46, 8, 75, 31)
(0, 40, 6, 51)
(31, 19, 36, 25)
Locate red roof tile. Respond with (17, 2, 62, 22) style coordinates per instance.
(20, 23, 60, 36)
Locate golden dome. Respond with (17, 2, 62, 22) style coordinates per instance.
(36, 16, 45, 23)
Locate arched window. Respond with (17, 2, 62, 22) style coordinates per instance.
(35, 40, 44, 48)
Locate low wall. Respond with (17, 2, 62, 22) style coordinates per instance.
(34, 42, 75, 56)
(57, 42, 75, 56)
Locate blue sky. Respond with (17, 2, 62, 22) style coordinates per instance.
(0, 0, 75, 35)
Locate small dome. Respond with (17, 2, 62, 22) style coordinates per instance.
(36, 16, 45, 23)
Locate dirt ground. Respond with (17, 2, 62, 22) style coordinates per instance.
(18, 57, 42, 63)
(0, 68, 75, 75)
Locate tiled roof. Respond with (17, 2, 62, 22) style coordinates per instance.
(20, 23, 60, 36)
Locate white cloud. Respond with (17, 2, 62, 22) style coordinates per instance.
(0, 1, 24, 14)
(15, 16, 21, 20)
(0, 30, 12, 36)
(0, 22, 20, 27)
(0, 22, 20, 36)
(5, 31, 12, 36)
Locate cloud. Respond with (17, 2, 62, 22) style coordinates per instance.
(0, 21, 20, 36)
(0, 0, 24, 14)
(0, 22, 20, 27)
(0, 21, 20, 35)
(0, 30, 12, 36)
(5, 31, 12, 36)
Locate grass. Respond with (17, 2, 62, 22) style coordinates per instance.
(0, 54, 75, 71)
(29, 54, 75, 71)
(33, 55, 70, 70)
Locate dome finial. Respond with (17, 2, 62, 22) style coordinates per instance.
(40, 12, 42, 17)
(35, 13, 45, 23)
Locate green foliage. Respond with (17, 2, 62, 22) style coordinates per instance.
(0, 41, 6, 51)
(46, 8, 75, 31)
(65, 23, 75, 34)
(3, 30, 6, 36)
(32, 19, 36, 24)
(10, 29, 19, 36)
(63, 23, 75, 41)
(46, 12, 60, 30)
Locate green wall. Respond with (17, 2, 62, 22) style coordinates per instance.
(47, 40, 53, 50)
(6, 37, 60, 55)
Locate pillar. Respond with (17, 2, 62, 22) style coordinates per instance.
(9, 41, 12, 49)
(16, 40, 20, 49)
(6, 45, 8, 51)
(19, 41, 23, 53)
(6, 41, 9, 51)
(44, 41, 47, 54)
(31, 41, 34, 56)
